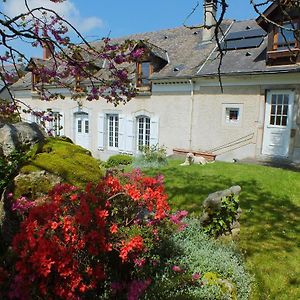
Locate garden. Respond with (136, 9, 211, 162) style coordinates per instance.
(0, 140, 299, 299)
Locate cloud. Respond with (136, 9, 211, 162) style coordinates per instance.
(2, 0, 103, 33)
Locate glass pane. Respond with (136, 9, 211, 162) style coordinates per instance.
(284, 95, 289, 105)
(282, 116, 287, 126)
(276, 116, 281, 125)
(283, 105, 288, 115)
(271, 105, 276, 114)
(277, 22, 296, 49)
(277, 105, 282, 115)
(277, 95, 283, 105)
(271, 95, 276, 104)
(270, 115, 275, 125)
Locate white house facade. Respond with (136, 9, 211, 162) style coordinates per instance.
(12, 1, 300, 162)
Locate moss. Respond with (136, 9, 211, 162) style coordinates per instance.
(19, 137, 104, 188)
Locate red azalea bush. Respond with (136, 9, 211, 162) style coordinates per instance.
(1, 170, 185, 300)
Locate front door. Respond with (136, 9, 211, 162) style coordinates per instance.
(74, 113, 90, 150)
(262, 90, 294, 157)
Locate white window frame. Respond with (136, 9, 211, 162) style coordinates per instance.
(50, 111, 63, 136)
(107, 114, 119, 150)
(222, 103, 243, 127)
(136, 115, 151, 150)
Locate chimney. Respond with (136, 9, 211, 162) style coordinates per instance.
(42, 41, 54, 60)
(202, 0, 217, 42)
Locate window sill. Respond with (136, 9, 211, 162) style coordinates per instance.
(268, 48, 299, 57)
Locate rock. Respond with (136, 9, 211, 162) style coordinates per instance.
(0, 122, 46, 156)
(200, 185, 242, 238)
(13, 171, 62, 199)
(230, 185, 241, 195)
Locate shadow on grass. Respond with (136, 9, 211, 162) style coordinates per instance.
(146, 166, 300, 299)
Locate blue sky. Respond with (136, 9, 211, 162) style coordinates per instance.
(74, 0, 258, 40)
(1, 0, 259, 58)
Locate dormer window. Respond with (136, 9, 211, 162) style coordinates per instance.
(136, 61, 153, 88)
(274, 21, 299, 50)
(32, 73, 41, 91)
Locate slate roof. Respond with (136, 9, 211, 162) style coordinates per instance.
(11, 17, 300, 90)
(198, 19, 300, 77)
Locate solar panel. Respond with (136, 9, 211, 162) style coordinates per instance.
(221, 36, 264, 50)
(225, 28, 266, 41)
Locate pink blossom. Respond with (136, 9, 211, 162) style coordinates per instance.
(172, 265, 182, 273)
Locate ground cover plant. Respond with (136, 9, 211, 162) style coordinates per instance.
(0, 164, 251, 299)
(143, 159, 300, 300)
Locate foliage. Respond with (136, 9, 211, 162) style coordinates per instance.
(0, 100, 20, 123)
(0, 150, 26, 195)
(143, 159, 300, 300)
(0, 170, 180, 300)
(202, 193, 240, 238)
(105, 154, 133, 168)
(17, 137, 104, 193)
(133, 144, 168, 169)
(143, 219, 252, 300)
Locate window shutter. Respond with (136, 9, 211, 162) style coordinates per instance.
(98, 113, 105, 150)
(118, 114, 125, 152)
(150, 116, 159, 146)
(125, 116, 134, 153)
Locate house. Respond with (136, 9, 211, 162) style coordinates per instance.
(11, 1, 300, 162)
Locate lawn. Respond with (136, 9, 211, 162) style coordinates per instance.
(143, 159, 300, 300)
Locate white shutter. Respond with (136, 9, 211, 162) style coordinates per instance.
(150, 116, 159, 146)
(59, 112, 65, 136)
(98, 113, 105, 150)
(118, 114, 125, 152)
(125, 116, 134, 153)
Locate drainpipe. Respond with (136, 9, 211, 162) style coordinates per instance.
(188, 79, 194, 150)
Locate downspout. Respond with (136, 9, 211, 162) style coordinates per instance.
(188, 79, 194, 150)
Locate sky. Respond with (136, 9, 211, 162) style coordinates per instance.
(0, 0, 259, 58)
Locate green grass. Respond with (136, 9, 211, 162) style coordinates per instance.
(143, 159, 300, 300)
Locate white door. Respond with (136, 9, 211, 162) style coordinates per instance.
(75, 113, 90, 150)
(262, 90, 294, 157)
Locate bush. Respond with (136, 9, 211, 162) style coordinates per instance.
(1, 170, 180, 300)
(105, 154, 133, 168)
(133, 144, 168, 169)
(144, 219, 252, 300)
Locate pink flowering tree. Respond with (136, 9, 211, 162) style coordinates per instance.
(0, 0, 144, 122)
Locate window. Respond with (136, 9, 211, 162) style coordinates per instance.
(137, 116, 150, 150)
(84, 120, 89, 134)
(107, 114, 119, 149)
(77, 119, 82, 133)
(226, 108, 240, 123)
(32, 73, 41, 91)
(269, 94, 289, 126)
(274, 21, 299, 50)
(50, 112, 63, 136)
(136, 61, 152, 87)
(222, 104, 243, 126)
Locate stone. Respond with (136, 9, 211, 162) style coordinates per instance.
(0, 122, 46, 156)
(230, 185, 241, 195)
(200, 185, 242, 238)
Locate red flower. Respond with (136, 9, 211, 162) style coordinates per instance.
(110, 224, 118, 234)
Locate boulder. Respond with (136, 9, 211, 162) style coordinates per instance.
(201, 185, 242, 238)
(0, 122, 46, 156)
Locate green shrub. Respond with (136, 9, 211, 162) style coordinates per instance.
(144, 219, 252, 300)
(105, 154, 133, 168)
(202, 192, 240, 238)
(133, 144, 168, 169)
